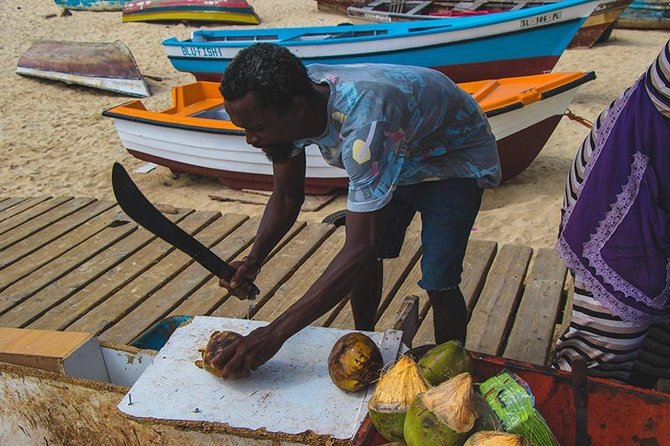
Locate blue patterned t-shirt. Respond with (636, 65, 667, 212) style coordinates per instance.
(294, 64, 501, 212)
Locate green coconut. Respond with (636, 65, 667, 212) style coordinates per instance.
(368, 356, 430, 442)
(404, 373, 478, 446)
(416, 340, 473, 385)
(464, 431, 530, 446)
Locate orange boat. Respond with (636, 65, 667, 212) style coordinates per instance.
(103, 71, 595, 193)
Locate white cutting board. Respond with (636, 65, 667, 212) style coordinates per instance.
(118, 316, 402, 441)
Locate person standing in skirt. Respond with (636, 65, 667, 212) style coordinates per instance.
(553, 39, 670, 386)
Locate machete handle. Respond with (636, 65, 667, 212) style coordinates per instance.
(233, 280, 261, 301)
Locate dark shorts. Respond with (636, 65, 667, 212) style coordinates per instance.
(378, 178, 483, 291)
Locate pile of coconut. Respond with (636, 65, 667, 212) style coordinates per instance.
(326, 334, 556, 446)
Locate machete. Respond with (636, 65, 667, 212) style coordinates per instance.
(111, 162, 259, 300)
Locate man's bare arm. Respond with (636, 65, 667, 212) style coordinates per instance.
(251, 150, 307, 263)
(222, 151, 306, 292)
(213, 207, 389, 378)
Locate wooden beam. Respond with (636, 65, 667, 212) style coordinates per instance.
(1, 200, 116, 269)
(63, 210, 224, 336)
(210, 222, 334, 320)
(466, 244, 532, 356)
(3, 210, 214, 330)
(0, 197, 30, 216)
(0, 196, 51, 224)
(0, 197, 80, 246)
(503, 248, 568, 365)
(392, 295, 421, 348)
(412, 239, 497, 346)
(254, 227, 346, 323)
(100, 213, 249, 344)
(0, 205, 119, 292)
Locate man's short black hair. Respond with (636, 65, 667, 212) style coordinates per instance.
(220, 43, 313, 113)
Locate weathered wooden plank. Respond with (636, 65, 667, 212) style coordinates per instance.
(0, 200, 116, 269)
(167, 219, 306, 318)
(66, 211, 221, 336)
(0, 206, 120, 292)
(327, 225, 422, 330)
(412, 239, 498, 346)
(0, 196, 51, 223)
(254, 227, 346, 323)
(0, 212, 147, 317)
(313, 299, 349, 328)
(503, 248, 568, 365)
(461, 240, 498, 309)
(393, 295, 421, 348)
(0, 197, 30, 215)
(210, 222, 336, 320)
(0, 197, 75, 243)
(466, 244, 533, 356)
(374, 260, 425, 331)
(0, 210, 215, 328)
(0, 198, 94, 250)
(99, 214, 250, 344)
(166, 218, 261, 318)
(26, 211, 216, 332)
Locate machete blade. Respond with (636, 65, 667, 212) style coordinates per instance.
(111, 162, 259, 300)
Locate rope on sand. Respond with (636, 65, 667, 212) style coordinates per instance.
(564, 109, 594, 129)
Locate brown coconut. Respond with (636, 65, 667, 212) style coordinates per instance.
(368, 356, 430, 442)
(195, 330, 244, 379)
(327, 332, 384, 392)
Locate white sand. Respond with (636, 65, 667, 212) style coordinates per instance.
(0, 0, 667, 249)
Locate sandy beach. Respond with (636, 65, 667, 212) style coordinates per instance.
(0, 0, 667, 250)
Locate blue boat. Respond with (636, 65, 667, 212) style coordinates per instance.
(617, 0, 670, 29)
(54, 0, 132, 11)
(162, 0, 600, 83)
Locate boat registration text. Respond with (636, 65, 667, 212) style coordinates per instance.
(520, 12, 562, 28)
(181, 46, 224, 58)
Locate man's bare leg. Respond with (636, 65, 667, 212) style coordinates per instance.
(350, 259, 383, 331)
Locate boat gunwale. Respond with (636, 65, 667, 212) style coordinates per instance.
(160, 0, 597, 47)
(102, 72, 594, 134)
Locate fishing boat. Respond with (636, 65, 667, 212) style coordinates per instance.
(568, 0, 632, 47)
(122, 0, 260, 24)
(53, 0, 131, 10)
(16, 40, 150, 97)
(161, 0, 600, 83)
(616, 0, 670, 29)
(343, 0, 632, 48)
(345, 0, 552, 20)
(102, 71, 595, 193)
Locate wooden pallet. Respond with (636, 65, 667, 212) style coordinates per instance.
(0, 196, 570, 366)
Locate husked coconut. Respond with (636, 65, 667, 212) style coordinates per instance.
(328, 332, 384, 392)
(464, 431, 530, 445)
(404, 372, 478, 446)
(368, 356, 430, 442)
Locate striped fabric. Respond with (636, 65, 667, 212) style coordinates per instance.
(554, 39, 670, 383)
(645, 39, 670, 119)
(553, 284, 649, 382)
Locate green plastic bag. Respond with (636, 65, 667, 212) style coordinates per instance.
(478, 370, 559, 446)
